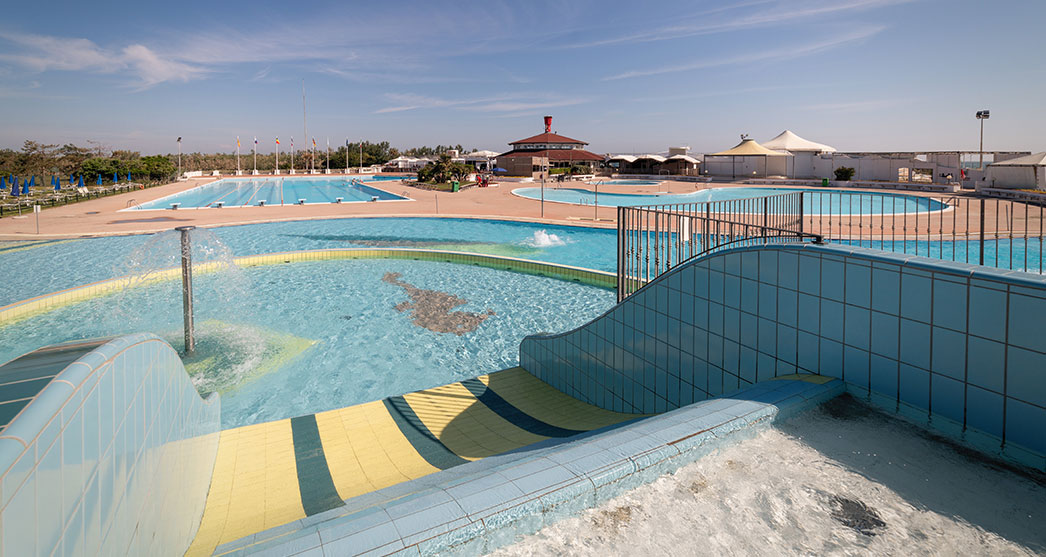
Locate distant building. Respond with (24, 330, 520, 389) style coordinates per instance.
(608, 146, 700, 176)
(496, 116, 604, 177)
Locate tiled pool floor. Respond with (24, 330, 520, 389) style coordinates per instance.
(185, 367, 644, 555)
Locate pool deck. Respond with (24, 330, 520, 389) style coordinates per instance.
(185, 367, 644, 556)
(0, 174, 1008, 241)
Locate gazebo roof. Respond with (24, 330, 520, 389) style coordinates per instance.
(762, 130, 836, 153)
(709, 138, 787, 156)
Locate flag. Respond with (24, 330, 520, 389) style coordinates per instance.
(275, 137, 280, 145)
(254, 137, 258, 145)
(312, 138, 316, 148)
(237, 136, 241, 149)
(177, 137, 182, 143)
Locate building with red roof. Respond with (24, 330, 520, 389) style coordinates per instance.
(496, 116, 604, 177)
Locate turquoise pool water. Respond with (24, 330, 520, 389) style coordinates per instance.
(2, 217, 1044, 311)
(0, 259, 615, 427)
(0, 218, 618, 307)
(134, 176, 408, 209)
(513, 186, 949, 215)
(592, 179, 661, 185)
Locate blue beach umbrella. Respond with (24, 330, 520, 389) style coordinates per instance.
(54, 176, 61, 191)
(11, 177, 18, 196)
(78, 176, 84, 188)
(96, 175, 102, 186)
(113, 171, 118, 183)
(0, 176, 5, 190)
(127, 171, 132, 181)
(28, 175, 35, 188)
(493, 167, 508, 173)
(69, 174, 74, 184)
(22, 179, 29, 195)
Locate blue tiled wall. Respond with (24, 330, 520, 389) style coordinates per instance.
(0, 333, 221, 555)
(520, 243, 1046, 469)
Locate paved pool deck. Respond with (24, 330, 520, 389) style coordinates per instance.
(0, 174, 994, 241)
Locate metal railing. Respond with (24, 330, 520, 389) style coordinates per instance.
(617, 190, 1046, 301)
(801, 191, 1045, 275)
(617, 192, 822, 301)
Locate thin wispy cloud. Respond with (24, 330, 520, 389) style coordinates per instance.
(563, 0, 910, 49)
(604, 26, 884, 81)
(375, 93, 589, 114)
(0, 31, 207, 89)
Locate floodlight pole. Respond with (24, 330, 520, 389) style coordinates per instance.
(976, 109, 990, 169)
(175, 226, 196, 355)
(177, 137, 182, 178)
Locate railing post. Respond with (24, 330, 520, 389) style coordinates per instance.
(979, 198, 986, 266)
(617, 206, 625, 302)
(798, 191, 805, 236)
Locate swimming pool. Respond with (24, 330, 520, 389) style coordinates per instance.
(591, 179, 661, 186)
(512, 186, 949, 215)
(0, 258, 615, 427)
(133, 176, 409, 209)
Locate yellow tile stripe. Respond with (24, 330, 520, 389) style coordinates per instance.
(402, 382, 549, 460)
(480, 367, 645, 431)
(185, 419, 303, 557)
(314, 400, 440, 502)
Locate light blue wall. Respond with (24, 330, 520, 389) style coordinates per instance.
(520, 243, 1046, 470)
(0, 333, 220, 555)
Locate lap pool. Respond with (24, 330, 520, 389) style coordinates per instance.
(132, 176, 409, 209)
(513, 186, 949, 215)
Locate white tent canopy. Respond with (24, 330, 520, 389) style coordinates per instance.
(762, 130, 836, 153)
(989, 152, 1046, 166)
(985, 152, 1046, 190)
(667, 154, 699, 163)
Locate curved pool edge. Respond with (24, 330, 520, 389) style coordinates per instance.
(510, 186, 955, 217)
(0, 248, 616, 329)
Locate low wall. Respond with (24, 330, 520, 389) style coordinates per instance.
(0, 334, 221, 555)
(520, 243, 1046, 470)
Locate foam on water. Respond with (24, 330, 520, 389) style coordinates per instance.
(493, 396, 1045, 556)
(525, 230, 567, 247)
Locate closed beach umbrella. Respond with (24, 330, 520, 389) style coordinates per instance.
(22, 179, 29, 195)
(78, 176, 84, 188)
(11, 178, 18, 196)
(113, 171, 118, 183)
(127, 171, 132, 181)
(96, 175, 102, 186)
(54, 176, 61, 191)
(0, 176, 5, 190)
(28, 175, 35, 188)
(69, 174, 74, 184)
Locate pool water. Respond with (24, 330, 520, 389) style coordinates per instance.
(2, 217, 1045, 311)
(494, 395, 1046, 555)
(513, 186, 949, 215)
(134, 176, 408, 209)
(0, 259, 615, 428)
(592, 179, 661, 186)
(0, 218, 618, 307)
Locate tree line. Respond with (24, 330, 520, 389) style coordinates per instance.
(0, 140, 480, 183)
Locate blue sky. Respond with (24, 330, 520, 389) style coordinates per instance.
(0, 0, 1043, 155)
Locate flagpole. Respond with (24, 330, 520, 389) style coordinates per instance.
(345, 140, 349, 174)
(276, 138, 280, 174)
(291, 137, 294, 174)
(236, 136, 241, 174)
(302, 79, 309, 174)
(253, 137, 257, 174)
(177, 137, 182, 178)
(326, 138, 330, 173)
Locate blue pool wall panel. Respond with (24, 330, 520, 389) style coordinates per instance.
(520, 243, 1046, 470)
(0, 333, 221, 555)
